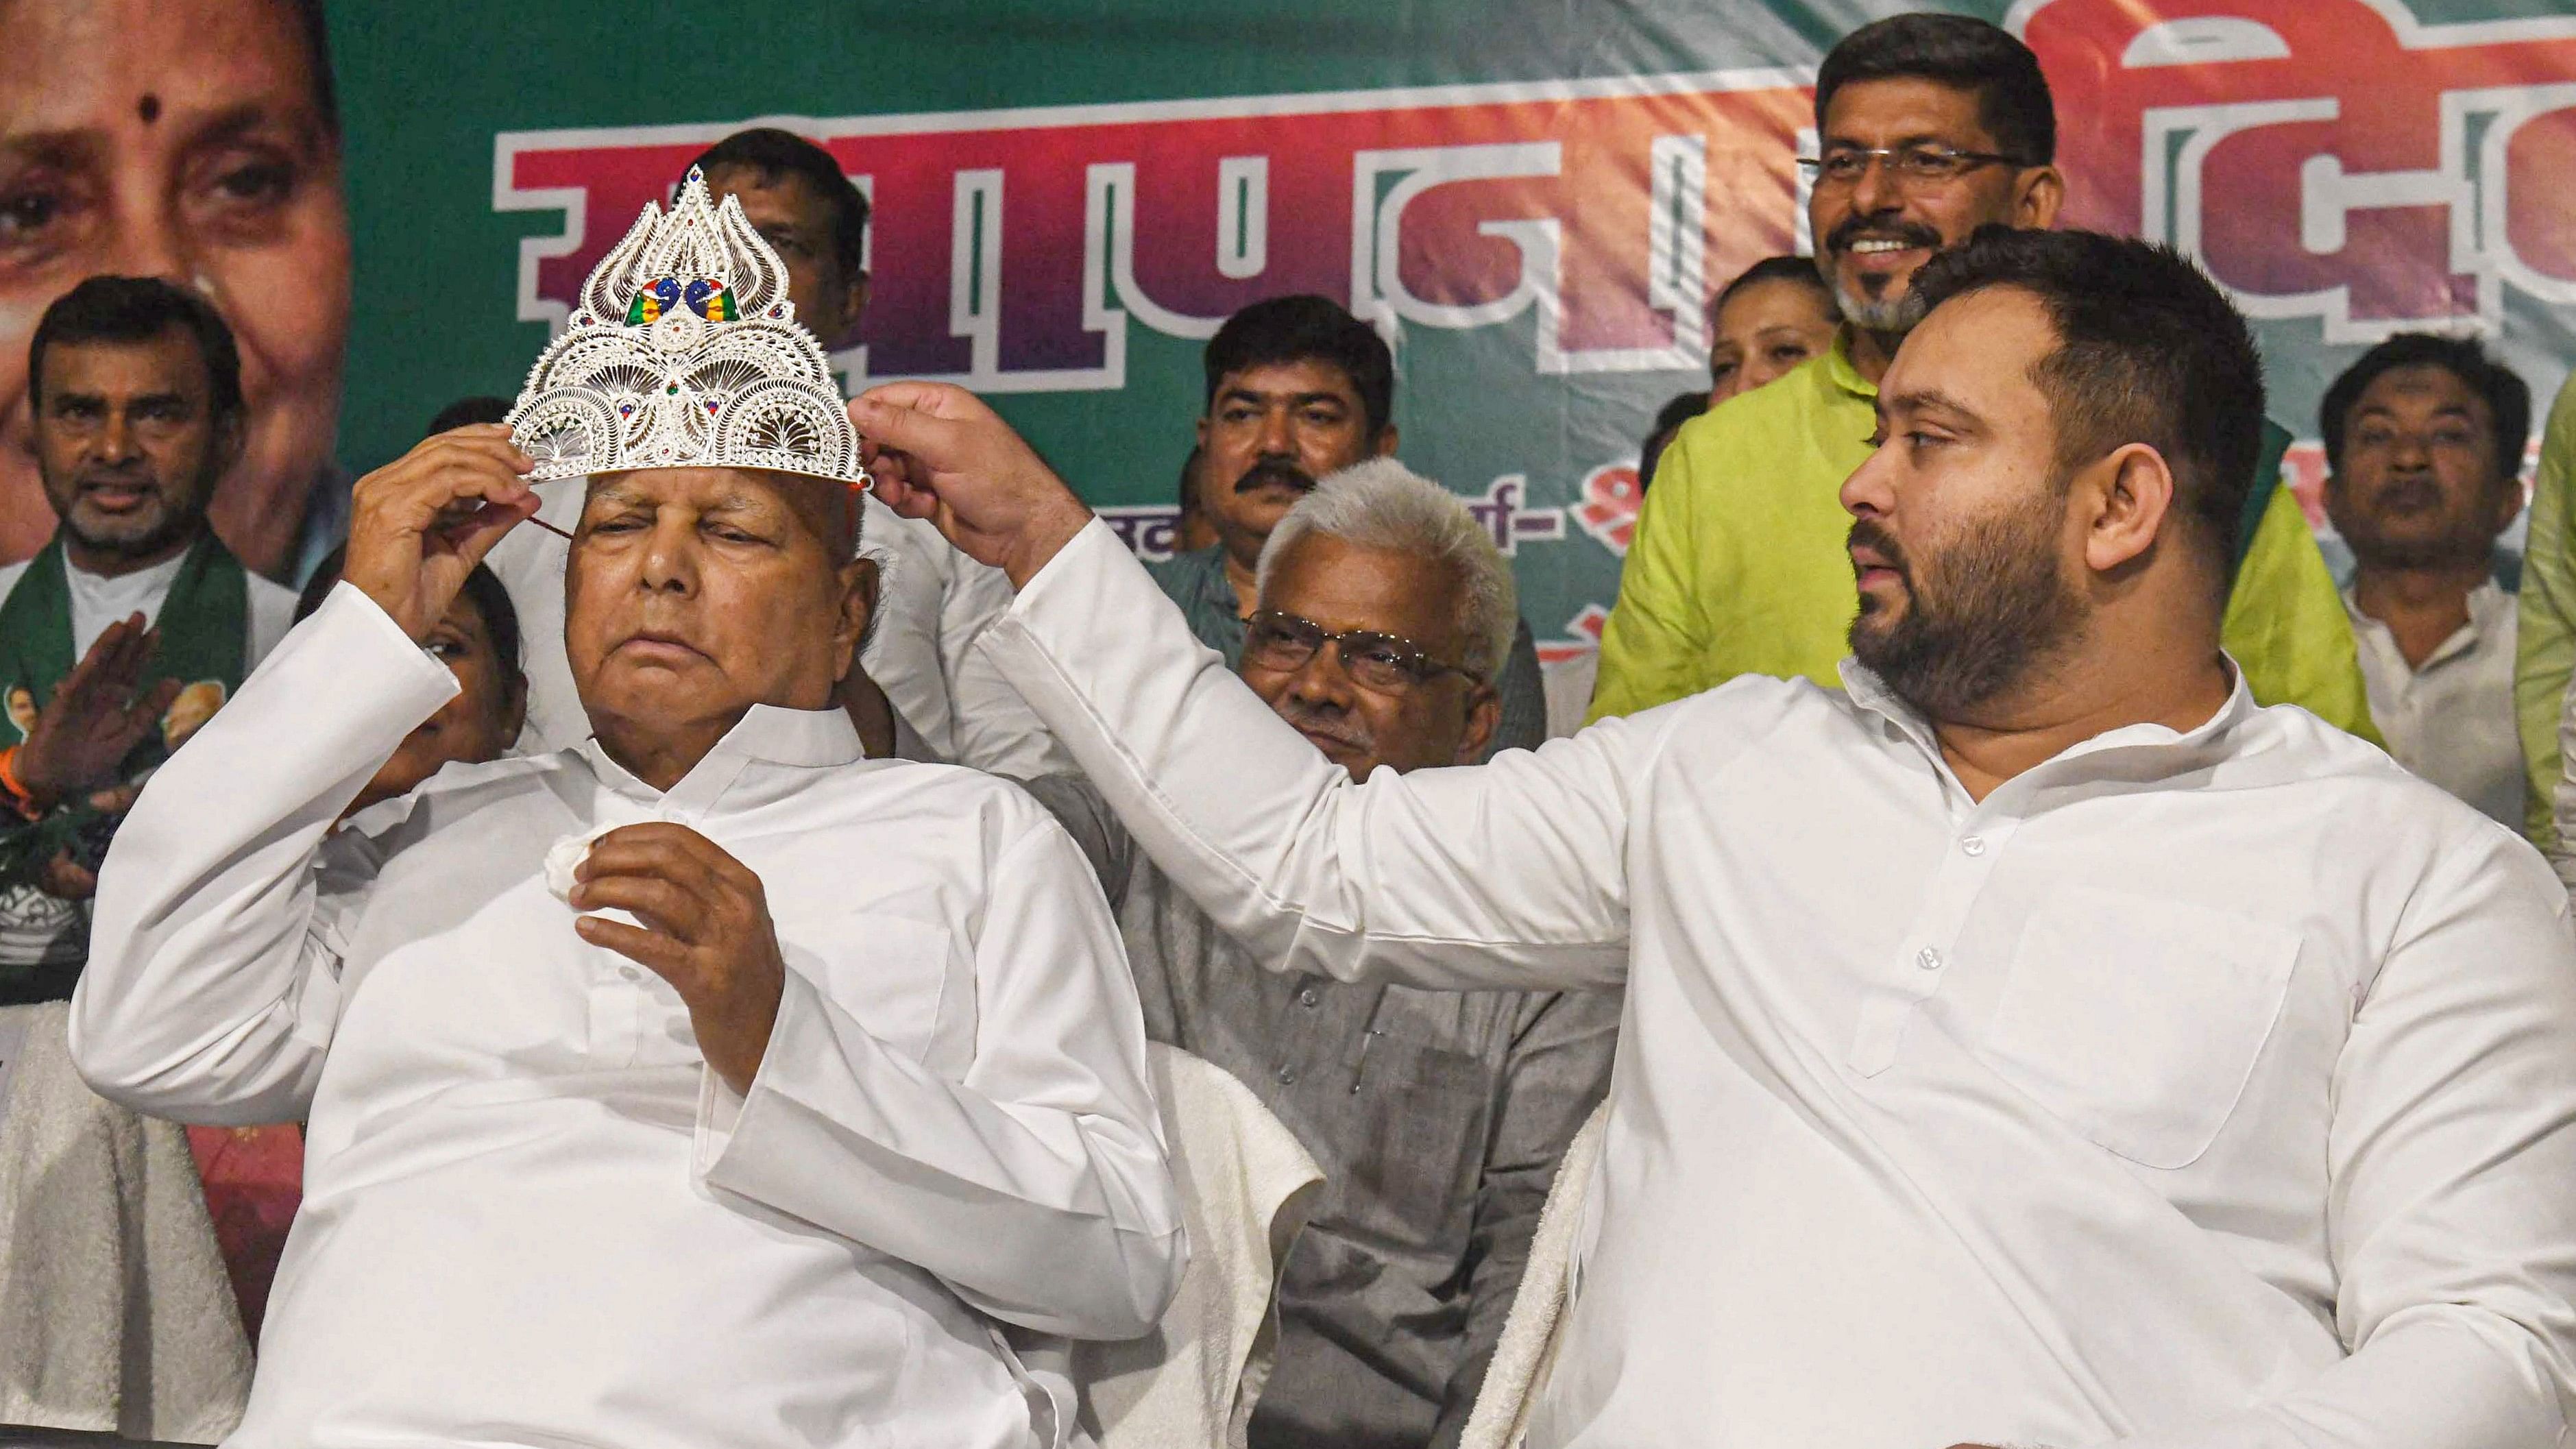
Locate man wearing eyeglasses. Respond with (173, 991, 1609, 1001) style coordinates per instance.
(1585, 12, 2376, 741)
(1022, 458, 1618, 1449)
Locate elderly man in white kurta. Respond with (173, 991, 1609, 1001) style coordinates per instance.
(855, 228, 2576, 1449)
(69, 175, 1182, 1449)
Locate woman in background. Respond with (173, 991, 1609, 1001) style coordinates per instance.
(293, 548, 524, 815)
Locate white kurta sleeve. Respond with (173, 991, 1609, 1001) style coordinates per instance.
(977, 518, 1644, 994)
(71, 583, 459, 1124)
(937, 546, 1074, 778)
(694, 807, 1184, 1340)
(2104, 825, 2576, 1449)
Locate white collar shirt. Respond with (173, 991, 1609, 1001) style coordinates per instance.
(2343, 579, 2523, 827)
(71, 582, 1182, 1449)
(483, 480, 1069, 773)
(981, 518, 2576, 1449)
(0, 546, 299, 664)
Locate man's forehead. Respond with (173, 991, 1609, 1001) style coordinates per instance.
(42, 333, 208, 393)
(2357, 365, 2484, 413)
(587, 466, 800, 507)
(1822, 75, 1997, 147)
(1261, 534, 1459, 640)
(1219, 358, 1361, 400)
(1883, 288, 2054, 417)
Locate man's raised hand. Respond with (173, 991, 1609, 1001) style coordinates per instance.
(13, 613, 182, 812)
(343, 424, 539, 641)
(849, 382, 1095, 588)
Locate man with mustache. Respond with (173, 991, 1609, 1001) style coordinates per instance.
(2318, 334, 2530, 827)
(0, 0, 350, 582)
(853, 226, 2576, 1447)
(1585, 12, 2375, 744)
(1028, 459, 1616, 1449)
(1153, 294, 1548, 755)
(0, 276, 296, 999)
(69, 175, 1180, 1448)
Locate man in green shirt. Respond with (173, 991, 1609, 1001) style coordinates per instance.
(1590, 12, 2375, 740)
(2510, 372, 2576, 847)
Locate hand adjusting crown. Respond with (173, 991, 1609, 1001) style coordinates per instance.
(506, 167, 866, 488)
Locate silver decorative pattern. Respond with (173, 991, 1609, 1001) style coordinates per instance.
(506, 167, 866, 487)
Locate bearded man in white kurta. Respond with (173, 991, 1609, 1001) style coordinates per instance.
(68, 177, 1182, 1449)
(858, 230, 2576, 1449)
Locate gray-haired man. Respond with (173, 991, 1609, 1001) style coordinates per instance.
(1027, 459, 1618, 1449)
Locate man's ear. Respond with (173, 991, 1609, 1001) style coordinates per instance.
(832, 555, 880, 681)
(1453, 682, 1500, 764)
(834, 271, 871, 351)
(2015, 166, 2065, 231)
(1373, 423, 1401, 459)
(2081, 442, 2177, 576)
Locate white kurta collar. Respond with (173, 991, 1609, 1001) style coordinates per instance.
(579, 703, 865, 818)
(1835, 653, 2258, 810)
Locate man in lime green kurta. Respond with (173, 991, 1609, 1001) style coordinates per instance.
(2509, 370, 2576, 848)
(1589, 330, 2381, 742)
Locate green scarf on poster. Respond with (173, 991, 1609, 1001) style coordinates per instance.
(0, 531, 250, 891)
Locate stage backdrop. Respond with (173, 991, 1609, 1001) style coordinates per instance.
(330, 0, 2576, 663)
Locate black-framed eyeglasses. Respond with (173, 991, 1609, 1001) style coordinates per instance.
(1795, 145, 2034, 188)
(1243, 609, 1476, 693)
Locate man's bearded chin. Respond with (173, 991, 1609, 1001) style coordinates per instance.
(1846, 511, 2087, 720)
(1235, 459, 1317, 496)
(1827, 215, 1945, 334)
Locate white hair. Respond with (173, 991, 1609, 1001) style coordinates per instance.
(1254, 457, 1517, 682)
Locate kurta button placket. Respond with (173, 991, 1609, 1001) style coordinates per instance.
(1847, 809, 2022, 1077)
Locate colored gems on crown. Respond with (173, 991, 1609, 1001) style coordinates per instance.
(505, 166, 867, 489)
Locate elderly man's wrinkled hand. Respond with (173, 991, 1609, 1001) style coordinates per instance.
(343, 424, 540, 642)
(569, 823, 786, 1095)
(848, 382, 1095, 589)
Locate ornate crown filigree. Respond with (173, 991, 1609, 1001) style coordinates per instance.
(506, 167, 866, 487)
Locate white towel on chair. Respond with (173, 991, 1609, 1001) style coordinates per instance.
(1458, 1099, 1609, 1449)
(1074, 1044, 1322, 1449)
(0, 1001, 250, 1442)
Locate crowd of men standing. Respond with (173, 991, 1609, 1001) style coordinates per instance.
(4, 5, 2576, 1448)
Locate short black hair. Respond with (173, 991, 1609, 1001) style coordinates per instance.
(29, 276, 245, 425)
(1639, 390, 1710, 494)
(426, 395, 512, 438)
(1714, 254, 1837, 318)
(1815, 13, 2056, 166)
(1910, 226, 2264, 576)
(685, 129, 870, 287)
(294, 546, 524, 692)
(284, 0, 339, 136)
(2320, 332, 2531, 480)
(1202, 295, 1395, 439)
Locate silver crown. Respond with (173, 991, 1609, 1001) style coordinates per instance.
(506, 167, 866, 487)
